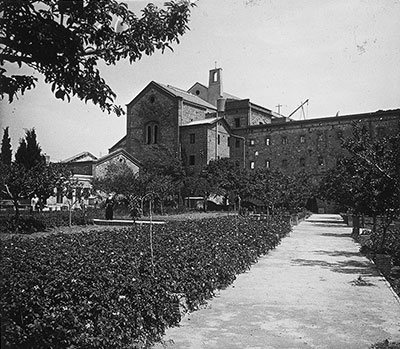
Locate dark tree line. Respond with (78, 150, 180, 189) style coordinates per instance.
(0, 127, 69, 217)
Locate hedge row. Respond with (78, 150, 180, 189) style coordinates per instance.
(0, 209, 104, 234)
(1, 216, 291, 348)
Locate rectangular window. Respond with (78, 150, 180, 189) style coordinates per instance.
(282, 136, 288, 145)
(56, 188, 63, 204)
(189, 155, 195, 166)
(300, 135, 305, 143)
(218, 134, 220, 145)
(249, 139, 255, 146)
(235, 118, 241, 128)
(189, 133, 195, 144)
(265, 160, 270, 168)
(227, 137, 230, 146)
(250, 161, 255, 169)
(235, 139, 240, 148)
(265, 137, 271, 146)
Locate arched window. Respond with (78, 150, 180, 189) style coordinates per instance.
(154, 125, 158, 144)
(146, 125, 152, 144)
(145, 122, 159, 144)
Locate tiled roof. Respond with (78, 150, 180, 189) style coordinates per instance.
(157, 83, 217, 110)
(62, 151, 98, 163)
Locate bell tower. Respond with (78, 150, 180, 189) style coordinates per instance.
(207, 68, 223, 107)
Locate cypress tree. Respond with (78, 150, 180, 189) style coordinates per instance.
(0, 127, 12, 165)
(15, 128, 44, 169)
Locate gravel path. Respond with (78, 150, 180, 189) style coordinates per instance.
(153, 214, 400, 349)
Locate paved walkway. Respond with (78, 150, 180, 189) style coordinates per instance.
(153, 214, 400, 349)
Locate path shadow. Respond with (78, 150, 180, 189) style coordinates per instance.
(320, 232, 352, 238)
(314, 250, 362, 258)
(312, 223, 347, 228)
(307, 220, 344, 225)
(291, 258, 380, 276)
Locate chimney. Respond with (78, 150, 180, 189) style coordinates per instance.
(217, 98, 226, 113)
(207, 68, 223, 107)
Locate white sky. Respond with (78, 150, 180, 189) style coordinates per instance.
(1, 0, 400, 161)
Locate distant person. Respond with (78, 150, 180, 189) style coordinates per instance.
(31, 194, 39, 213)
(105, 194, 114, 220)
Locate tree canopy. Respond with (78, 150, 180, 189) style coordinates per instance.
(0, 0, 195, 115)
(320, 123, 400, 249)
(0, 128, 69, 216)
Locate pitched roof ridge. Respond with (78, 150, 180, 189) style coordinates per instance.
(62, 151, 97, 163)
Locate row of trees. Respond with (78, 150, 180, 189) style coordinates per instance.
(93, 152, 315, 218)
(0, 127, 78, 220)
(319, 123, 400, 251)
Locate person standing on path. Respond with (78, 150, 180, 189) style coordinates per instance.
(105, 194, 114, 220)
(30, 194, 39, 213)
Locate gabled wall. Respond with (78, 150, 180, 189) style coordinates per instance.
(126, 85, 179, 162)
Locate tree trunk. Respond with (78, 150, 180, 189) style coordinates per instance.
(379, 215, 393, 253)
(372, 215, 377, 232)
(13, 198, 20, 218)
(160, 200, 164, 215)
(69, 204, 72, 227)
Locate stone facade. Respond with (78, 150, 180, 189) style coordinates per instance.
(180, 118, 232, 173)
(107, 67, 399, 211)
(94, 149, 140, 179)
(239, 110, 399, 179)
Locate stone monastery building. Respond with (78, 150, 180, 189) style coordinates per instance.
(108, 67, 399, 180)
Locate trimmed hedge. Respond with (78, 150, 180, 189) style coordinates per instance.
(1, 216, 290, 348)
(0, 209, 103, 234)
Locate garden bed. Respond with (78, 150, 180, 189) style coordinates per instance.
(0, 215, 291, 348)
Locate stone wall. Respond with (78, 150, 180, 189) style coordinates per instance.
(126, 86, 179, 162)
(249, 107, 272, 126)
(181, 125, 208, 173)
(95, 156, 139, 179)
(224, 99, 250, 130)
(181, 120, 231, 173)
(180, 103, 208, 126)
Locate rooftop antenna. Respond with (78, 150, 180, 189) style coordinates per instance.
(215, 61, 217, 69)
(276, 103, 283, 115)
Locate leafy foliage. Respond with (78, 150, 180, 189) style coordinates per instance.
(370, 340, 400, 349)
(0, 209, 101, 234)
(320, 123, 400, 252)
(1, 0, 195, 115)
(183, 158, 313, 214)
(1, 215, 291, 348)
(0, 161, 70, 217)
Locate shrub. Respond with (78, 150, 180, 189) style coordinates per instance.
(0, 216, 291, 348)
(362, 227, 400, 266)
(370, 340, 400, 349)
(0, 209, 103, 234)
